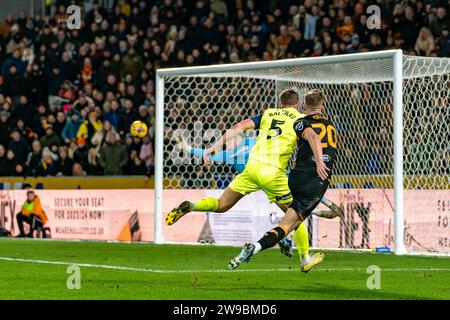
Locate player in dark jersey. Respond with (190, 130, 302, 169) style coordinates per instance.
(229, 89, 337, 270)
(289, 105, 337, 221)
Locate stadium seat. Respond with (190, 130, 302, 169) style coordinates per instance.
(35, 183, 44, 189)
(362, 182, 375, 189)
(331, 182, 352, 189)
(2, 182, 11, 190)
(13, 182, 23, 189)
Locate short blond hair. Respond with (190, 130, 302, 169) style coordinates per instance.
(304, 89, 325, 109)
(280, 89, 299, 106)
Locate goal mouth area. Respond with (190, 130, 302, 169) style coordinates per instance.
(154, 50, 450, 256)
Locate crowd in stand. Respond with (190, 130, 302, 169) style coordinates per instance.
(0, 0, 449, 177)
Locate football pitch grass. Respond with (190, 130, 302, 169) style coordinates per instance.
(0, 238, 449, 300)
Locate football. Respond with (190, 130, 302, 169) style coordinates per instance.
(130, 120, 148, 138)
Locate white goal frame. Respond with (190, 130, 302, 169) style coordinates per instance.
(155, 49, 407, 255)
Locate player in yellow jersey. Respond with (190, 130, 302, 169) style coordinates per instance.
(166, 89, 329, 272)
(229, 89, 337, 271)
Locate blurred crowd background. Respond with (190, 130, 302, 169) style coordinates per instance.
(0, 0, 449, 177)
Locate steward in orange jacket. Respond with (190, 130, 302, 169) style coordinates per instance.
(16, 189, 48, 237)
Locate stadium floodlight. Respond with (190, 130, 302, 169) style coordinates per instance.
(155, 50, 450, 256)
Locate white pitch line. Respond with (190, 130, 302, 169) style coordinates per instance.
(1, 257, 449, 273)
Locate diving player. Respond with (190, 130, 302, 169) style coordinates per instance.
(228, 89, 338, 270)
(178, 134, 257, 174)
(166, 89, 329, 272)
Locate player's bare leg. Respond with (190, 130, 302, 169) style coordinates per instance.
(278, 197, 340, 265)
(166, 186, 244, 225)
(275, 202, 294, 257)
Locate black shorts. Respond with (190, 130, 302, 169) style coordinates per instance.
(288, 171, 329, 220)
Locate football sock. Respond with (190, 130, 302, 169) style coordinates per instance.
(293, 223, 310, 264)
(255, 226, 287, 253)
(192, 196, 219, 212)
(300, 254, 311, 265)
(253, 242, 262, 255)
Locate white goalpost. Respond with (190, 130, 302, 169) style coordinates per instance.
(154, 50, 450, 256)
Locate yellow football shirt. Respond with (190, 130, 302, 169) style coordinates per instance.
(247, 107, 305, 172)
(228, 107, 304, 203)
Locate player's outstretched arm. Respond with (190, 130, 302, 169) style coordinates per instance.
(177, 136, 227, 163)
(302, 127, 330, 181)
(203, 118, 255, 163)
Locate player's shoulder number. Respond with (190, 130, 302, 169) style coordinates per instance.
(311, 122, 337, 149)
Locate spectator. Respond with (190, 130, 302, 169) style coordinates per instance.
(3, 64, 25, 100)
(336, 15, 354, 41)
(81, 57, 94, 86)
(310, 42, 323, 57)
(139, 135, 154, 172)
(46, 65, 64, 96)
(400, 6, 421, 50)
(0, 111, 11, 147)
(40, 124, 62, 149)
(61, 110, 83, 144)
(1, 49, 25, 77)
(8, 130, 28, 164)
(53, 111, 67, 138)
(438, 26, 450, 57)
(31, 104, 47, 137)
(86, 147, 103, 175)
(0, 13, 13, 40)
(0, 144, 8, 176)
(101, 73, 118, 95)
(346, 34, 361, 53)
(130, 154, 148, 175)
(286, 29, 309, 57)
(56, 147, 74, 176)
(38, 147, 58, 176)
(72, 162, 87, 176)
(12, 95, 33, 128)
(121, 47, 143, 79)
(124, 133, 141, 156)
(91, 119, 120, 152)
(77, 111, 103, 142)
(210, 0, 228, 23)
(304, 5, 320, 40)
(276, 25, 292, 58)
(102, 100, 121, 130)
(415, 27, 435, 56)
(118, 99, 136, 135)
(60, 52, 77, 82)
(99, 131, 128, 175)
(136, 105, 151, 127)
(73, 138, 89, 170)
(58, 80, 76, 102)
(430, 7, 450, 37)
(26, 140, 42, 177)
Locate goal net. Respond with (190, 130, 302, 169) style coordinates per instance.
(156, 50, 450, 256)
